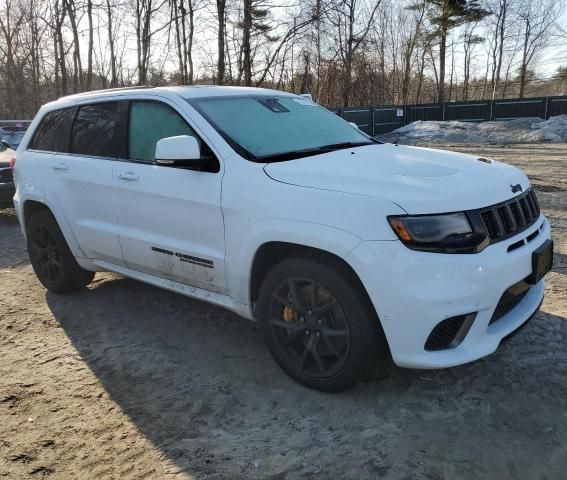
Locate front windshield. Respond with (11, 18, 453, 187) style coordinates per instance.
(189, 96, 375, 161)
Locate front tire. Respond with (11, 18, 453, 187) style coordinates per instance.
(257, 257, 386, 391)
(27, 209, 94, 293)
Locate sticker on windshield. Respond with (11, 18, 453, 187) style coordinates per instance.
(292, 98, 315, 106)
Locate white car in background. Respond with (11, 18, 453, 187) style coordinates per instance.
(12, 86, 553, 391)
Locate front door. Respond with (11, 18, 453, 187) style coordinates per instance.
(113, 99, 227, 294)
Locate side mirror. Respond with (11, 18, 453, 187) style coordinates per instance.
(348, 122, 359, 129)
(1, 139, 12, 150)
(155, 135, 201, 167)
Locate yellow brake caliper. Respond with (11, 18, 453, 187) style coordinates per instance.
(283, 305, 297, 322)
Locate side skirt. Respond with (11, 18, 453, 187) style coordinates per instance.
(92, 259, 253, 320)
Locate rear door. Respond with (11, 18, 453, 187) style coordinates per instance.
(113, 99, 227, 293)
(40, 101, 126, 265)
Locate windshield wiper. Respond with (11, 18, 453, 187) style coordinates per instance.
(258, 148, 328, 162)
(258, 141, 376, 163)
(316, 141, 375, 151)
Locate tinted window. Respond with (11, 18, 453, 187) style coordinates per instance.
(71, 102, 124, 158)
(128, 101, 197, 163)
(29, 108, 74, 152)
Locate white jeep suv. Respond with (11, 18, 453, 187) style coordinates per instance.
(13, 86, 553, 391)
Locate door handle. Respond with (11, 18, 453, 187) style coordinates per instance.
(52, 162, 68, 171)
(117, 172, 139, 181)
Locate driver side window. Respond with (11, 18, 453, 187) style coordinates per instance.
(128, 101, 198, 163)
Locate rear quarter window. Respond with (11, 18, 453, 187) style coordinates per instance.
(28, 108, 75, 152)
(70, 102, 125, 158)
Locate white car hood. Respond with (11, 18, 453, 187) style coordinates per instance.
(263, 144, 530, 214)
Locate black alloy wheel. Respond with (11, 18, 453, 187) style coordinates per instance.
(28, 223, 63, 284)
(268, 277, 351, 378)
(258, 257, 386, 391)
(27, 209, 95, 293)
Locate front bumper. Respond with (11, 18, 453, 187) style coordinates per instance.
(346, 215, 551, 369)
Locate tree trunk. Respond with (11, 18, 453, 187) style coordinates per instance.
(187, 1, 195, 84)
(438, 26, 447, 104)
(65, 0, 83, 91)
(519, 19, 530, 99)
(86, 0, 94, 89)
(242, 0, 252, 86)
(216, 0, 226, 85)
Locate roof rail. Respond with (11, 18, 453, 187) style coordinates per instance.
(59, 85, 155, 100)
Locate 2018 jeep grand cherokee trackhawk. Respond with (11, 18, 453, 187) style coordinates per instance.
(13, 86, 553, 391)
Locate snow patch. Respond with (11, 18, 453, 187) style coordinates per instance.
(380, 115, 567, 144)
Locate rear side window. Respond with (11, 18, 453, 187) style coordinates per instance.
(128, 101, 196, 163)
(28, 108, 74, 152)
(71, 102, 124, 158)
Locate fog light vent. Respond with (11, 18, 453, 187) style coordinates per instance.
(424, 313, 476, 351)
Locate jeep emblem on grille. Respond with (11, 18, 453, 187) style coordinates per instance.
(510, 184, 523, 193)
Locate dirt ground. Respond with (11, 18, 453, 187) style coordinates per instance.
(1, 144, 566, 480)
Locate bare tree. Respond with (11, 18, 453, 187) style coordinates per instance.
(516, 0, 562, 97)
(327, 0, 383, 106)
(134, 0, 169, 85)
(0, 0, 566, 119)
(462, 21, 483, 100)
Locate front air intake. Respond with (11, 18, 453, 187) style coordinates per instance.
(424, 313, 476, 351)
(490, 279, 531, 325)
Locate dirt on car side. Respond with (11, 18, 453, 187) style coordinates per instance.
(1, 143, 566, 480)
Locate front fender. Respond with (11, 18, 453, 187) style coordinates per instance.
(226, 218, 363, 307)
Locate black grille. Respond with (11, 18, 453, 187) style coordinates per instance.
(0, 167, 12, 184)
(425, 314, 474, 351)
(479, 188, 540, 244)
(497, 206, 514, 233)
(481, 210, 499, 238)
(490, 280, 531, 325)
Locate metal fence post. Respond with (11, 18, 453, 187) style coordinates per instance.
(371, 108, 375, 137)
(489, 100, 494, 121)
(544, 97, 550, 119)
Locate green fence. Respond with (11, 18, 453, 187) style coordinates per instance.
(329, 95, 567, 136)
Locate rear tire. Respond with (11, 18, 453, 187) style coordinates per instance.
(257, 256, 386, 392)
(26, 209, 94, 293)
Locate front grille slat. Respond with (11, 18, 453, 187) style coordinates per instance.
(497, 206, 515, 234)
(515, 199, 527, 226)
(520, 197, 532, 222)
(530, 190, 540, 215)
(527, 190, 540, 217)
(481, 210, 502, 239)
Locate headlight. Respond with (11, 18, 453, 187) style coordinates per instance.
(388, 213, 487, 253)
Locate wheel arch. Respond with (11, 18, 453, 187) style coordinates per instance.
(23, 199, 50, 228)
(249, 242, 378, 323)
(21, 198, 86, 259)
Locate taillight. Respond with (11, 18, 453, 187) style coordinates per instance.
(9, 157, 15, 172)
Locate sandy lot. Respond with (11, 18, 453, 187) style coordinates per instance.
(1, 144, 566, 480)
